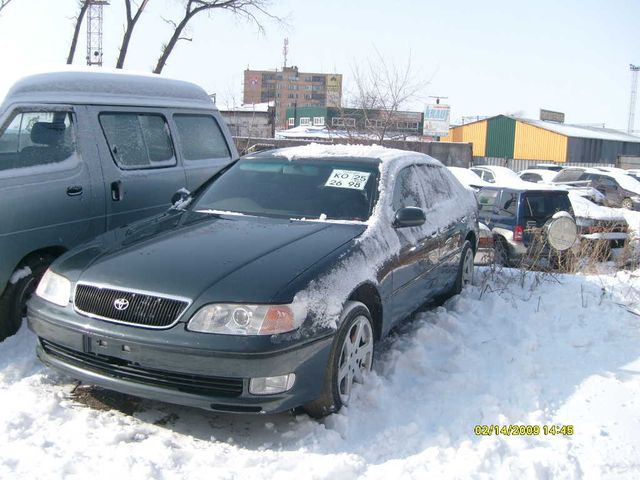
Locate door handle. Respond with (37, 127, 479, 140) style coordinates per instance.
(111, 181, 124, 201)
(66, 185, 83, 196)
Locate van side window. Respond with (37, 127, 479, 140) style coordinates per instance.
(173, 114, 230, 161)
(0, 111, 76, 172)
(99, 113, 176, 170)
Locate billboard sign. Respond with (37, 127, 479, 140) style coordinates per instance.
(540, 109, 565, 123)
(423, 104, 451, 137)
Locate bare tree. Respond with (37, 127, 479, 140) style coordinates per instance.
(348, 50, 428, 142)
(67, 1, 90, 64)
(115, 0, 151, 69)
(0, 0, 14, 14)
(153, 0, 278, 74)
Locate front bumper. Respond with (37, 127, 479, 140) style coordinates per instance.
(28, 296, 333, 414)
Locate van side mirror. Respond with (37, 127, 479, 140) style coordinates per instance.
(393, 207, 426, 228)
(171, 188, 191, 209)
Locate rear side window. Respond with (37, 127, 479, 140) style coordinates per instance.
(553, 169, 583, 182)
(99, 113, 175, 170)
(522, 193, 572, 222)
(520, 173, 541, 183)
(477, 188, 499, 213)
(0, 111, 76, 172)
(173, 114, 230, 161)
(497, 191, 517, 217)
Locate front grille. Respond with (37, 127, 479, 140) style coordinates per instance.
(41, 339, 243, 398)
(74, 284, 188, 328)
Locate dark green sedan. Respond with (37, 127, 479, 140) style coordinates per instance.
(28, 145, 478, 417)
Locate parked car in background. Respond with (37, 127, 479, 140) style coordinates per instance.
(569, 193, 628, 260)
(447, 166, 491, 191)
(552, 167, 640, 210)
(0, 70, 238, 340)
(477, 185, 577, 268)
(533, 163, 564, 172)
(518, 168, 605, 204)
(28, 145, 479, 417)
(470, 165, 524, 185)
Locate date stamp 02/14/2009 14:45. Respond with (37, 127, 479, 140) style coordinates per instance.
(474, 425, 575, 436)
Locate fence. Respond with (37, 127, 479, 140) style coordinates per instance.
(232, 137, 473, 168)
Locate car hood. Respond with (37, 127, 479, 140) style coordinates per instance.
(60, 211, 366, 304)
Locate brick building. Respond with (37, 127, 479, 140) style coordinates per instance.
(243, 66, 342, 129)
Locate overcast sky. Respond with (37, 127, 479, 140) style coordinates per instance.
(0, 0, 638, 131)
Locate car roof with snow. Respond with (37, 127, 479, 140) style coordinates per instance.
(244, 144, 444, 168)
(1, 70, 215, 111)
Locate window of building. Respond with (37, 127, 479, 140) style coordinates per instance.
(313, 117, 325, 126)
(288, 93, 295, 99)
(173, 114, 230, 161)
(299, 117, 311, 126)
(100, 113, 175, 170)
(304, 76, 312, 82)
(365, 119, 385, 128)
(332, 117, 355, 127)
(304, 94, 312, 100)
(288, 117, 295, 126)
(0, 111, 77, 172)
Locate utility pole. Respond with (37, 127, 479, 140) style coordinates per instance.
(629, 64, 640, 134)
(86, 1, 109, 66)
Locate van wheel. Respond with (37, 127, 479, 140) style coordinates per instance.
(303, 302, 374, 418)
(621, 198, 634, 210)
(0, 254, 54, 340)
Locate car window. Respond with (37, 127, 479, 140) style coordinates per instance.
(193, 158, 379, 221)
(392, 166, 423, 211)
(99, 113, 176, 170)
(553, 169, 584, 182)
(477, 188, 499, 213)
(414, 165, 457, 209)
(497, 191, 517, 217)
(520, 173, 541, 183)
(522, 193, 572, 222)
(173, 114, 231, 161)
(0, 111, 76, 172)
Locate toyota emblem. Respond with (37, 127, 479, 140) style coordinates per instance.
(113, 298, 130, 311)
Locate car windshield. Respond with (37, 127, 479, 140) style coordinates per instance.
(192, 157, 379, 221)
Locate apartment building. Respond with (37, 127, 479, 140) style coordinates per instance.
(243, 66, 342, 129)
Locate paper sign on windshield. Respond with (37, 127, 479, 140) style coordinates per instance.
(325, 169, 371, 190)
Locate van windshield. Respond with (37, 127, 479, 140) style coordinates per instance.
(192, 158, 379, 221)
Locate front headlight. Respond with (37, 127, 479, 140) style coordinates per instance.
(187, 303, 305, 335)
(35, 270, 71, 307)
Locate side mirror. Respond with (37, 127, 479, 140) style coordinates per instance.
(393, 207, 426, 228)
(171, 188, 191, 208)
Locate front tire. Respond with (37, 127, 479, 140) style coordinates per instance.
(451, 240, 474, 295)
(304, 301, 374, 418)
(0, 254, 54, 340)
(622, 197, 634, 210)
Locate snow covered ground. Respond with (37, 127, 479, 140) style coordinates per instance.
(2, 268, 640, 479)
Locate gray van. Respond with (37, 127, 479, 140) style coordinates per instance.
(0, 71, 238, 339)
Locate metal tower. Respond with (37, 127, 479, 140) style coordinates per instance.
(629, 64, 640, 133)
(86, 1, 109, 66)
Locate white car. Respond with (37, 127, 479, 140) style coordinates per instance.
(447, 167, 491, 191)
(470, 165, 523, 185)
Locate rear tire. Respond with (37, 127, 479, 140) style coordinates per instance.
(304, 302, 374, 418)
(622, 197, 634, 210)
(0, 254, 54, 340)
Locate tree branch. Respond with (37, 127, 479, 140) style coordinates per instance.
(116, 0, 151, 69)
(0, 0, 14, 14)
(66, 1, 89, 64)
(153, 0, 282, 74)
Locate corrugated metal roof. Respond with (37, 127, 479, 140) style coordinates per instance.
(512, 117, 640, 143)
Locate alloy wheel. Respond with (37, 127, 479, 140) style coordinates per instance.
(336, 315, 373, 405)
